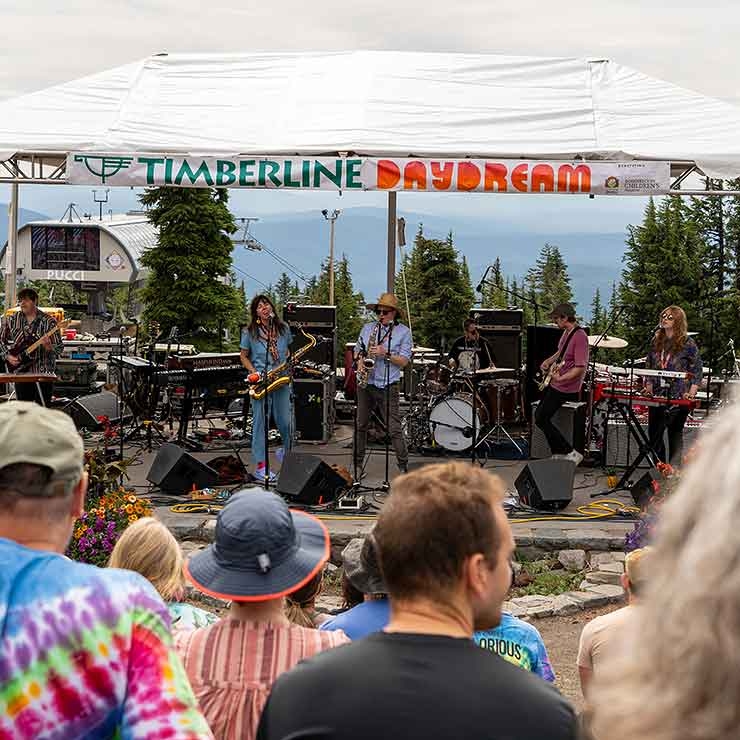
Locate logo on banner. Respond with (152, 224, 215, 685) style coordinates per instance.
(605, 176, 619, 191)
(73, 155, 134, 184)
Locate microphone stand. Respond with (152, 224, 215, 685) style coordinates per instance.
(381, 320, 394, 492)
(262, 316, 273, 490)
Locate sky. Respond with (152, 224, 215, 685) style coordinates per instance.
(1, 0, 738, 276)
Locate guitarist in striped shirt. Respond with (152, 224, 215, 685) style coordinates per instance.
(0, 287, 63, 405)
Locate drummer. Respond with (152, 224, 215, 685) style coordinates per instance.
(448, 318, 496, 372)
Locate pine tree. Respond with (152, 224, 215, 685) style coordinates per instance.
(481, 257, 508, 308)
(409, 228, 474, 349)
(589, 288, 607, 334)
(139, 187, 239, 350)
(619, 196, 707, 354)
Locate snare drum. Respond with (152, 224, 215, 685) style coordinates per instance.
(482, 378, 521, 423)
(428, 393, 488, 450)
(424, 363, 452, 394)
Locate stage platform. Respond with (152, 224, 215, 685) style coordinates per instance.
(110, 420, 636, 555)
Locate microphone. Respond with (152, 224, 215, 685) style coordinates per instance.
(475, 265, 492, 293)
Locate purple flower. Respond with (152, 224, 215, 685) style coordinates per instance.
(94, 517, 104, 532)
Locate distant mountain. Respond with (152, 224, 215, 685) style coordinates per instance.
(0, 206, 51, 247)
(232, 207, 629, 318)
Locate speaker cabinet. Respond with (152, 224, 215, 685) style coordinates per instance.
(525, 325, 562, 406)
(515, 458, 575, 511)
(277, 451, 347, 505)
(147, 443, 219, 494)
(66, 390, 133, 430)
(294, 377, 334, 442)
(530, 401, 587, 459)
(470, 308, 524, 329)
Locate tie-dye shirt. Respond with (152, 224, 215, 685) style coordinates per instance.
(474, 611, 555, 682)
(0, 538, 213, 739)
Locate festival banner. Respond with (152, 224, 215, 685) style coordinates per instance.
(68, 153, 670, 195)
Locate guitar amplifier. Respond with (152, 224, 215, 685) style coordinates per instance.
(293, 377, 335, 443)
(530, 400, 587, 459)
(470, 308, 523, 330)
(284, 304, 336, 367)
(56, 359, 98, 387)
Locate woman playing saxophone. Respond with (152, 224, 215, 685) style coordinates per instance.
(240, 294, 293, 485)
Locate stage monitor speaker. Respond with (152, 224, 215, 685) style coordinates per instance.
(277, 451, 346, 505)
(515, 458, 575, 512)
(66, 390, 133, 430)
(529, 401, 587, 459)
(147, 443, 219, 494)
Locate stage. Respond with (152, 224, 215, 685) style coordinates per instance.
(112, 419, 636, 556)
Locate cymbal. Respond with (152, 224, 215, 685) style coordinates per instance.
(413, 345, 437, 354)
(587, 334, 628, 350)
(475, 367, 515, 374)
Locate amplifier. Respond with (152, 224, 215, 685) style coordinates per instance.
(530, 400, 587, 459)
(470, 308, 523, 329)
(56, 358, 98, 387)
(294, 377, 335, 443)
(284, 304, 336, 367)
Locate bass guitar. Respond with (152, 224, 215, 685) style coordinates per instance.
(537, 361, 561, 391)
(7, 319, 70, 371)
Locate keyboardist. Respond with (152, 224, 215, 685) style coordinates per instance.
(644, 305, 702, 465)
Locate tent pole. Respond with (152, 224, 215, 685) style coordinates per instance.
(4, 183, 19, 311)
(386, 191, 396, 293)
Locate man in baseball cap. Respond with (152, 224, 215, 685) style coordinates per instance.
(0, 402, 212, 738)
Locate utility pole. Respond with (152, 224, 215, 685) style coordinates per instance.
(321, 209, 341, 305)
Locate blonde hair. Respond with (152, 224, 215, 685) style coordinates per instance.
(285, 571, 324, 628)
(591, 404, 740, 740)
(624, 546, 652, 595)
(108, 517, 184, 602)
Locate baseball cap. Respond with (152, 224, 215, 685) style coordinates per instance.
(549, 302, 576, 319)
(0, 402, 84, 484)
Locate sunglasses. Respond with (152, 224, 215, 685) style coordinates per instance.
(375, 309, 393, 316)
(661, 313, 674, 321)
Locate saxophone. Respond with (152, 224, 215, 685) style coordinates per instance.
(249, 325, 317, 400)
(355, 325, 377, 389)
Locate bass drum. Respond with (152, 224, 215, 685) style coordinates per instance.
(428, 393, 488, 451)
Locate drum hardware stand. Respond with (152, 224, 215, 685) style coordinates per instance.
(475, 380, 523, 456)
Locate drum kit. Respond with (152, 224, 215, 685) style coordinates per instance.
(403, 347, 525, 453)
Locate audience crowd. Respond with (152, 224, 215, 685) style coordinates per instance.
(1, 398, 737, 739)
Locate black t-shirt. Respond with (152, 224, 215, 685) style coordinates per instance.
(448, 335, 495, 370)
(256, 632, 577, 740)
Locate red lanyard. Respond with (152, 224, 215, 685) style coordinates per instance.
(659, 350, 672, 369)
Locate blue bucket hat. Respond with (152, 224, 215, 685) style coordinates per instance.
(185, 488, 330, 602)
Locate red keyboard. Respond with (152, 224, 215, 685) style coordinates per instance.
(597, 389, 699, 409)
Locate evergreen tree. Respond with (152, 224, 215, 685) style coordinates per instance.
(139, 187, 239, 350)
(481, 257, 508, 308)
(589, 288, 607, 334)
(273, 271, 300, 316)
(411, 229, 475, 350)
(526, 243, 575, 314)
(619, 196, 707, 355)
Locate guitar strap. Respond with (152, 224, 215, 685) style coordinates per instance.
(555, 325, 582, 365)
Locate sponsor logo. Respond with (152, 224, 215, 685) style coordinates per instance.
(73, 154, 134, 184)
(106, 251, 125, 270)
(605, 176, 619, 190)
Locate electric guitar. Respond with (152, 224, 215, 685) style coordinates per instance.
(7, 319, 70, 371)
(537, 361, 561, 391)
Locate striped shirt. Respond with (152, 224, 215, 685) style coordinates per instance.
(0, 309, 63, 374)
(174, 619, 349, 740)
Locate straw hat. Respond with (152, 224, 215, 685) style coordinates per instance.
(365, 292, 402, 317)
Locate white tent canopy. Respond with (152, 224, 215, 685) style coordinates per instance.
(1, 50, 740, 180)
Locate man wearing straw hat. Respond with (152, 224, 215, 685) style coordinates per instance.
(354, 292, 413, 476)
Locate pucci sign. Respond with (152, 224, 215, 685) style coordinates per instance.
(68, 154, 670, 195)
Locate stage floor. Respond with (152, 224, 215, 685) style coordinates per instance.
(112, 420, 636, 546)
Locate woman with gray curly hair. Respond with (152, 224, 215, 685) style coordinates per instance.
(590, 402, 740, 740)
